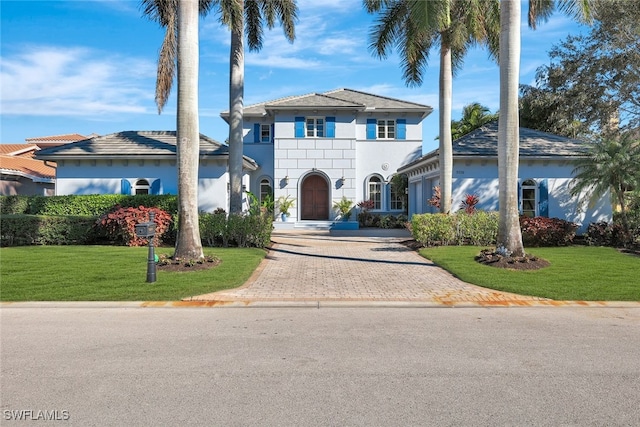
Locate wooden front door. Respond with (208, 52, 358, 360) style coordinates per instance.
(301, 174, 329, 220)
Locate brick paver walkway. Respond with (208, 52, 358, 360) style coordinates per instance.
(189, 230, 549, 305)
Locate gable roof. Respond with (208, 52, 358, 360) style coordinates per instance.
(398, 122, 590, 173)
(25, 133, 89, 144)
(221, 88, 432, 120)
(35, 131, 258, 169)
(0, 155, 55, 182)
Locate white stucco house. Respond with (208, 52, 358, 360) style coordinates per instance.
(35, 88, 432, 226)
(398, 122, 612, 232)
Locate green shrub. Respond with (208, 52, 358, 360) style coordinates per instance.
(411, 211, 499, 247)
(455, 211, 499, 246)
(199, 211, 272, 248)
(1, 215, 98, 246)
(0, 194, 180, 216)
(0, 196, 30, 214)
(411, 213, 457, 246)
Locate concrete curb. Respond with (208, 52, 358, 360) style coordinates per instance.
(2, 300, 640, 309)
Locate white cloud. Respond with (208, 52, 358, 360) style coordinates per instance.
(0, 45, 156, 117)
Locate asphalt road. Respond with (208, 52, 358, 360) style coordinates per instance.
(1, 306, 639, 426)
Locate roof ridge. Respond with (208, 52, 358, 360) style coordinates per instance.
(324, 88, 431, 109)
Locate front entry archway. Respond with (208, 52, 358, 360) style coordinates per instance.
(301, 174, 329, 220)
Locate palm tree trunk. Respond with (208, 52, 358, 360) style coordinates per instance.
(175, 0, 204, 260)
(497, 0, 524, 257)
(228, 0, 244, 214)
(439, 42, 453, 214)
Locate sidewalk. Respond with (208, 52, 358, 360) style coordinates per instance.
(188, 229, 557, 307)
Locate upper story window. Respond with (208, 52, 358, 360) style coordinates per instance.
(306, 117, 325, 137)
(378, 120, 396, 139)
(366, 118, 406, 140)
(260, 124, 271, 142)
(253, 123, 273, 143)
(295, 116, 336, 138)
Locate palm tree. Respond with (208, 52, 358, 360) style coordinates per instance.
(142, 0, 297, 215)
(451, 102, 498, 139)
(141, 0, 206, 260)
(365, 0, 500, 214)
(497, 0, 592, 257)
(570, 132, 640, 238)
(221, 0, 297, 214)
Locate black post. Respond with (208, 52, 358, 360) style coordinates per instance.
(146, 211, 157, 283)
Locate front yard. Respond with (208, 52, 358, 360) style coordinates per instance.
(0, 246, 266, 301)
(419, 246, 640, 301)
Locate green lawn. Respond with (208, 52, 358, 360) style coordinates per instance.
(419, 246, 640, 301)
(0, 246, 266, 301)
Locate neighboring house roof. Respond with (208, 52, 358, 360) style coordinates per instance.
(0, 155, 55, 182)
(25, 133, 89, 144)
(399, 122, 590, 173)
(35, 131, 259, 170)
(221, 88, 433, 120)
(0, 144, 39, 157)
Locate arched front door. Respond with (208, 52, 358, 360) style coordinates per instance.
(301, 174, 329, 220)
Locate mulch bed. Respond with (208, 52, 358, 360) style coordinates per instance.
(156, 255, 221, 273)
(400, 239, 551, 271)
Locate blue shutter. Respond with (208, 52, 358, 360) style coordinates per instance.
(326, 116, 336, 138)
(294, 116, 305, 138)
(150, 179, 161, 195)
(397, 119, 406, 139)
(121, 179, 131, 195)
(253, 123, 260, 143)
(270, 123, 275, 143)
(366, 119, 377, 139)
(517, 181, 521, 214)
(539, 179, 549, 217)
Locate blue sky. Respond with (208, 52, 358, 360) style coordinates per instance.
(1, 0, 589, 152)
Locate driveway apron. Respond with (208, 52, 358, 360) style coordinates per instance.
(189, 230, 549, 305)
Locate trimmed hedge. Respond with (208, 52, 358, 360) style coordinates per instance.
(1, 215, 99, 246)
(411, 212, 578, 247)
(411, 211, 499, 247)
(0, 194, 178, 216)
(200, 212, 273, 248)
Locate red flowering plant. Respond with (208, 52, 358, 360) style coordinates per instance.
(428, 186, 441, 209)
(97, 205, 172, 246)
(460, 194, 480, 214)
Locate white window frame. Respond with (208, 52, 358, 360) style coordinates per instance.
(521, 179, 538, 218)
(377, 119, 396, 139)
(306, 117, 325, 138)
(366, 175, 383, 210)
(259, 178, 273, 203)
(389, 180, 404, 211)
(135, 179, 150, 195)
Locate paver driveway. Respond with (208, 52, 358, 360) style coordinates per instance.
(189, 229, 549, 305)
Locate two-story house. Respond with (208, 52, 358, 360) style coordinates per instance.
(222, 88, 432, 224)
(35, 89, 433, 226)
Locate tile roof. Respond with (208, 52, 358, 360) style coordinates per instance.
(0, 155, 55, 181)
(398, 122, 590, 173)
(0, 144, 39, 157)
(222, 88, 433, 119)
(25, 133, 89, 143)
(35, 131, 258, 169)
